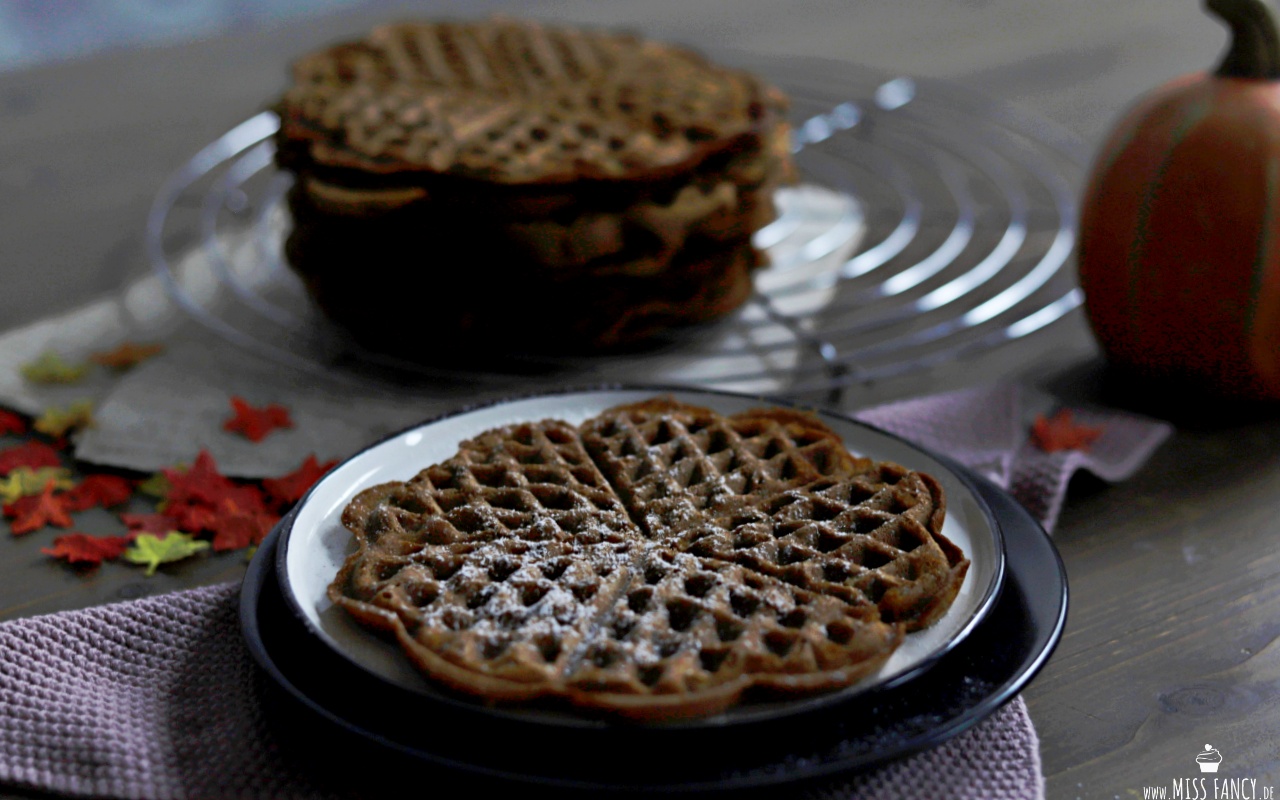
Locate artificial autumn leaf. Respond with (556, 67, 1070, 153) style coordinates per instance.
(0, 474, 24, 506)
(0, 467, 75, 503)
(19, 351, 90, 384)
(137, 470, 174, 499)
(124, 532, 209, 576)
(0, 410, 26, 436)
(90, 342, 164, 370)
(216, 482, 268, 514)
(63, 474, 135, 512)
(209, 498, 279, 552)
(0, 441, 63, 476)
(223, 396, 294, 442)
(120, 512, 181, 535)
(163, 502, 219, 535)
(263, 454, 337, 507)
(6, 482, 73, 535)
(163, 450, 234, 507)
(1031, 409, 1105, 453)
(153, 450, 274, 540)
(42, 532, 133, 566)
(33, 400, 95, 438)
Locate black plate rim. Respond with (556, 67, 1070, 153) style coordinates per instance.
(269, 383, 1006, 729)
(241, 459, 1065, 792)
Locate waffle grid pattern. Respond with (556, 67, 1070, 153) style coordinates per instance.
(280, 18, 782, 182)
(331, 399, 968, 720)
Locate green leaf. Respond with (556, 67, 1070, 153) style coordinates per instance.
(124, 532, 209, 576)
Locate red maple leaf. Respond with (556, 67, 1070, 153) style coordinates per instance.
(155, 450, 273, 540)
(163, 502, 218, 534)
(263, 454, 337, 507)
(42, 532, 134, 566)
(63, 474, 135, 511)
(1031, 409, 1105, 453)
(120, 512, 177, 535)
(0, 410, 26, 436)
(0, 441, 62, 475)
(223, 396, 293, 443)
(165, 483, 267, 532)
(163, 450, 235, 507)
(217, 483, 268, 514)
(6, 482, 73, 535)
(209, 498, 279, 551)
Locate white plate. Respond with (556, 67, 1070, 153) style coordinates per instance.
(276, 387, 1003, 725)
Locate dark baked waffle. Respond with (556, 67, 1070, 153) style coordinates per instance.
(330, 398, 966, 721)
(276, 17, 788, 184)
(563, 548, 901, 719)
(582, 398, 967, 630)
(284, 231, 763, 353)
(272, 18, 794, 355)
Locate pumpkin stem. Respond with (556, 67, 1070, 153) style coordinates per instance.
(1208, 0, 1280, 78)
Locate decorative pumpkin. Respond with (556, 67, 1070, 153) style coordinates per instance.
(1078, 0, 1280, 400)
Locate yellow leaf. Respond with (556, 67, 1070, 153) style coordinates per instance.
(0, 467, 74, 503)
(20, 352, 89, 384)
(34, 400, 95, 438)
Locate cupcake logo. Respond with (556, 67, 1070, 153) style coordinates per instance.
(1196, 744, 1223, 773)
(1139, 743, 1278, 798)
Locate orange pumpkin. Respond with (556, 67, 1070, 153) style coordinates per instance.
(1078, 0, 1280, 400)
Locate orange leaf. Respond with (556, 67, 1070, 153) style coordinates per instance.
(90, 342, 164, 370)
(223, 396, 293, 443)
(1030, 409, 1104, 453)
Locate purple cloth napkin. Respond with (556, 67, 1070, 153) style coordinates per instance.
(857, 384, 1173, 531)
(0, 385, 1173, 800)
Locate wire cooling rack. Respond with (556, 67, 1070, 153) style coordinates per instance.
(147, 57, 1086, 406)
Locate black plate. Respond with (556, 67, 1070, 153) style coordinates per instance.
(269, 386, 1006, 731)
(239, 467, 1065, 794)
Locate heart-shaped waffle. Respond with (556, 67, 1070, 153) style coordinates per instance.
(330, 398, 967, 721)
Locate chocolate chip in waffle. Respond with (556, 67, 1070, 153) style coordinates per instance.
(330, 398, 968, 721)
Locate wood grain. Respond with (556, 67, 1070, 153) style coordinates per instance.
(1026, 410, 1280, 797)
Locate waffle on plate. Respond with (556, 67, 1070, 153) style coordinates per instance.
(329, 398, 969, 721)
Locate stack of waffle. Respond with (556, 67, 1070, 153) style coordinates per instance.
(331, 398, 968, 721)
(273, 18, 794, 355)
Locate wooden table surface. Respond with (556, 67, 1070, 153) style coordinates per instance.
(2, 3, 1277, 799)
